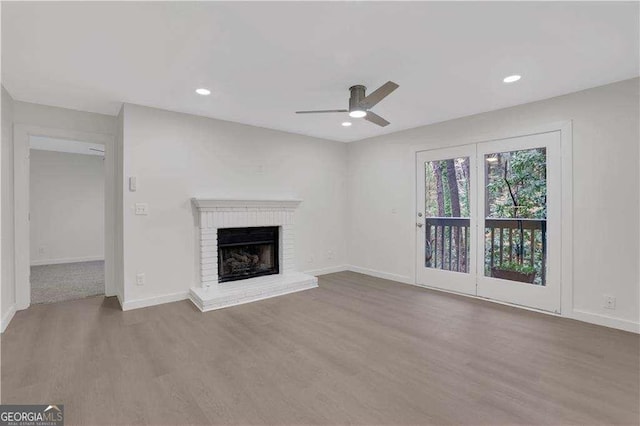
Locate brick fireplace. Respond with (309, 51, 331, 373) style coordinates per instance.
(189, 198, 318, 312)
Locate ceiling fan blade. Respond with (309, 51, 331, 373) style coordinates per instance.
(295, 109, 348, 114)
(361, 81, 399, 109)
(364, 111, 390, 127)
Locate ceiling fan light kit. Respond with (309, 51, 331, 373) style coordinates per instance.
(348, 85, 367, 118)
(296, 81, 399, 127)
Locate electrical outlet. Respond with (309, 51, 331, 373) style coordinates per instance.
(38, 247, 45, 255)
(135, 203, 149, 215)
(604, 295, 616, 310)
(136, 273, 145, 286)
(327, 250, 334, 260)
(307, 256, 314, 264)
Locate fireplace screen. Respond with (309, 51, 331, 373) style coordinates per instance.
(218, 227, 279, 282)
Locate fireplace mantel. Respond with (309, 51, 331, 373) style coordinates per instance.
(191, 198, 302, 210)
(189, 197, 317, 312)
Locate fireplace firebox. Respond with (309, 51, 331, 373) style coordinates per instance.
(217, 227, 279, 282)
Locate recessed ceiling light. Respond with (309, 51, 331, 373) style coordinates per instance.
(195, 88, 211, 96)
(503, 75, 521, 83)
(342, 122, 352, 127)
(349, 110, 367, 118)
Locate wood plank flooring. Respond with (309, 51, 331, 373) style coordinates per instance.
(2, 271, 639, 425)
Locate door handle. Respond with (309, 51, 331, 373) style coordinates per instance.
(416, 222, 423, 228)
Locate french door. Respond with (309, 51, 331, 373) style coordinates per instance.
(416, 131, 561, 313)
(416, 145, 477, 295)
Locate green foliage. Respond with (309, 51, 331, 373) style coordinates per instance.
(486, 148, 546, 219)
(493, 261, 536, 275)
(484, 148, 547, 285)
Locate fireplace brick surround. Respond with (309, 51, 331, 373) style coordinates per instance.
(189, 198, 318, 312)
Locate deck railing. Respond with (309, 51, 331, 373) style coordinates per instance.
(425, 217, 546, 283)
(425, 217, 470, 273)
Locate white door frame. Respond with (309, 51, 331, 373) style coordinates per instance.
(13, 124, 116, 310)
(412, 121, 573, 316)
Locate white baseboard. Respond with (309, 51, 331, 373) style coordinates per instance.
(122, 291, 189, 311)
(570, 309, 639, 334)
(1, 305, 16, 333)
(31, 256, 104, 266)
(304, 265, 348, 276)
(346, 265, 413, 285)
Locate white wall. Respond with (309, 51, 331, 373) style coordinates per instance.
(13, 102, 116, 136)
(121, 104, 348, 306)
(347, 78, 640, 332)
(1, 86, 16, 331)
(29, 149, 104, 265)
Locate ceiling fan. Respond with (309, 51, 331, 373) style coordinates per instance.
(295, 81, 399, 127)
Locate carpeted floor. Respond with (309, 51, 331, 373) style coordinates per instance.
(30, 260, 105, 304)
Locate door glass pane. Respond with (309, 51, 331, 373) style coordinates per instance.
(484, 148, 547, 285)
(424, 157, 470, 273)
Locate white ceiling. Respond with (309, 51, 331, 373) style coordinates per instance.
(2, 2, 638, 142)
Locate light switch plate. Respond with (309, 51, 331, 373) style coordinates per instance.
(135, 203, 148, 215)
(129, 176, 137, 192)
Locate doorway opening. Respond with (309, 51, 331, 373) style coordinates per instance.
(29, 136, 106, 304)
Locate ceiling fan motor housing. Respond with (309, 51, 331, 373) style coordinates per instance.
(349, 85, 367, 112)
(294, 81, 396, 127)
